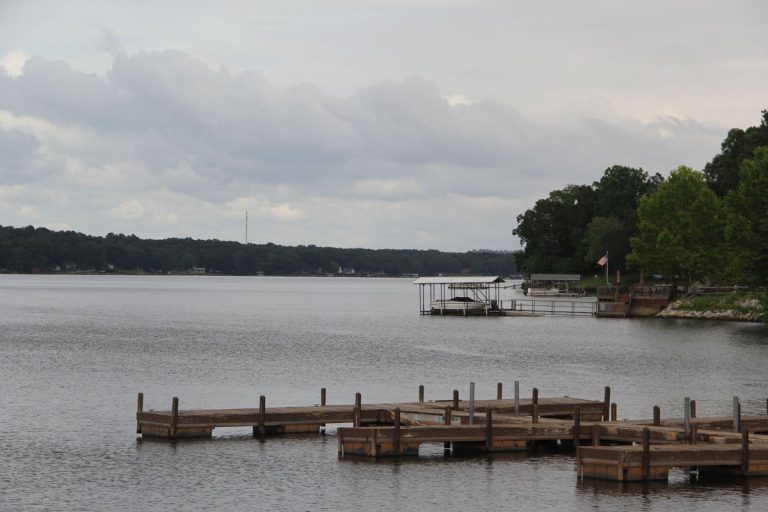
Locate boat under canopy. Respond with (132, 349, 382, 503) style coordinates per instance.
(413, 276, 505, 316)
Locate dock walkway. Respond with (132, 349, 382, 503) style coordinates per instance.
(135, 385, 768, 483)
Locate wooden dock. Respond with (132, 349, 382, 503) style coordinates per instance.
(136, 385, 605, 439)
(135, 385, 768, 483)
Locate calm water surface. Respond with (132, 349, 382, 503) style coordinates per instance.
(2, 275, 768, 511)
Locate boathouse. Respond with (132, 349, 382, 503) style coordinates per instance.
(526, 274, 584, 296)
(413, 276, 504, 316)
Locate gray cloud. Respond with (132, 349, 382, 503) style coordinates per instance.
(0, 51, 731, 249)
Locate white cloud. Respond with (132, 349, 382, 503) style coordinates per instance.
(0, 50, 735, 250)
(0, 50, 30, 77)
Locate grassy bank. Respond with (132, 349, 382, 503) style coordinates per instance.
(661, 292, 767, 322)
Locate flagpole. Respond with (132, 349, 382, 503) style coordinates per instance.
(605, 250, 609, 286)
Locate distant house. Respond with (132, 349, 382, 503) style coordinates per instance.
(189, 266, 207, 274)
(338, 266, 356, 275)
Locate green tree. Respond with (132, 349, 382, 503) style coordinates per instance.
(514, 184, 596, 273)
(723, 146, 768, 284)
(703, 109, 768, 197)
(583, 216, 627, 267)
(587, 165, 662, 269)
(628, 166, 724, 285)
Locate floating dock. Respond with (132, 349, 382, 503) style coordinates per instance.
(136, 385, 768, 482)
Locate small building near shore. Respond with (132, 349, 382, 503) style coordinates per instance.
(526, 274, 584, 296)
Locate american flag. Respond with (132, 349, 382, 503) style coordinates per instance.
(597, 254, 608, 266)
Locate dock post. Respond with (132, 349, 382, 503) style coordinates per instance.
(532, 387, 539, 407)
(532, 404, 539, 424)
(514, 381, 520, 415)
(485, 409, 493, 452)
(690, 399, 696, 419)
(603, 386, 611, 421)
(733, 396, 741, 433)
(691, 423, 698, 445)
(610, 402, 617, 422)
(354, 393, 362, 428)
(591, 424, 600, 446)
(684, 397, 691, 441)
(444, 406, 452, 453)
(419, 385, 425, 403)
(453, 389, 459, 410)
(642, 427, 650, 480)
(370, 429, 378, 458)
(653, 405, 661, 426)
(469, 382, 476, 425)
(321, 388, 326, 407)
(497, 382, 503, 400)
(394, 408, 401, 455)
(136, 392, 144, 434)
(257, 395, 266, 437)
(170, 397, 179, 439)
(741, 428, 750, 477)
(572, 406, 581, 448)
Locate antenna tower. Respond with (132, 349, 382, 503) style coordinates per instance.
(245, 210, 248, 245)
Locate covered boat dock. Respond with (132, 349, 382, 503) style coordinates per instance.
(413, 276, 505, 316)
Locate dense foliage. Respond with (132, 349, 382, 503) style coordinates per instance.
(515, 109, 768, 286)
(0, 225, 517, 276)
(514, 166, 661, 273)
(627, 166, 723, 285)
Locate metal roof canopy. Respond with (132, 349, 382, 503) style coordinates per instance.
(412, 276, 505, 285)
(529, 274, 580, 281)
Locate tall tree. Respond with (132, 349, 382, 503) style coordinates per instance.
(723, 146, 768, 284)
(703, 109, 768, 197)
(514, 184, 596, 273)
(628, 166, 724, 285)
(585, 165, 663, 269)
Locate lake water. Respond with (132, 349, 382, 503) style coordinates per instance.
(2, 275, 768, 511)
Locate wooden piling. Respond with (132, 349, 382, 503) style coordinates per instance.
(532, 404, 539, 424)
(741, 428, 750, 476)
(610, 402, 617, 422)
(514, 381, 520, 415)
(734, 397, 741, 433)
(371, 429, 378, 457)
(497, 382, 503, 400)
(353, 393, 362, 428)
(684, 397, 691, 441)
(170, 397, 179, 439)
(653, 405, 661, 426)
(690, 399, 696, 419)
(485, 409, 493, 451)
(136, 392, 144, 434)
(321, 388, 326, 406)
(603, 386, 611, 421)
(444, 406, 452, 452)
(258, 395, 266, 437)
(453, 390, 459, 410)
(419, 385, 425, 403)
(642, 427, 650, 480)
(469, 382, 476, 425)
(532, 387, 539, 407)
(592, 424, 600, 446)
(691, 423, 698, 445)
(394, 408, 401, 455)
(573, 406, 581, 448)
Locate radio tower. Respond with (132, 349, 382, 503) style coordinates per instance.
(245, 210, 248, 245)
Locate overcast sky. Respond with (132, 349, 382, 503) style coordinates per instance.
(1, 1, 766, 251)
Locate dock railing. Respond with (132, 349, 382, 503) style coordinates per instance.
(505, 299, 596, 317)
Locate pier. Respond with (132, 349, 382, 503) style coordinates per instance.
(136, 385, 768, 483)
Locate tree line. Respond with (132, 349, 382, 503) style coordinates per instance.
(0, 226, 517, 276)
(514, 109, 768, 286)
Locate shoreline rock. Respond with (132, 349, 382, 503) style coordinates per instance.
(657, 298, 764, 322)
